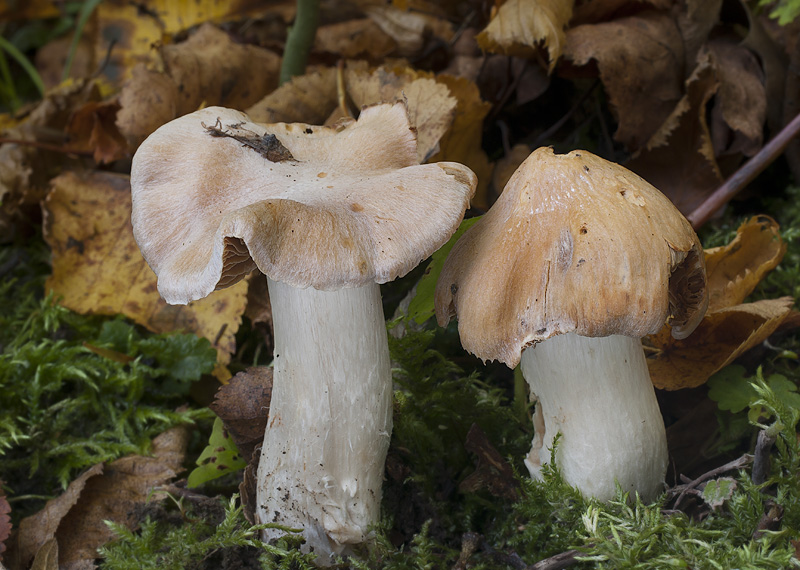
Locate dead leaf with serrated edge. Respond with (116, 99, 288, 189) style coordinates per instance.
(563, 11, 684, 152)
(705, 216, 786, 312)
(43, 171, 247, 373)
(477, 0, 574, 72)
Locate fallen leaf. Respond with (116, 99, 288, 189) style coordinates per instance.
(0, 485, 9, 561)
(365, 5, 454, 58)
(43, 171, 248, 366)
(707, 37, 766, 159)
(187, 417, 247, 488)
(459, 424, 518, 501)
(14, 427, 188, 570)
(117, 24, 281, 148)
(28, 538, 58, 570)
(704, 216, 786, 312)
(701, 477, 736, 510)
(209, 367, 273, 464)
(571, 0, 672, 24)
(628, 51, 723, 215)
(676, 0, 722, 70)
(246, 66, 338, 125)
(563, 11, 685, 151)
(0, 0, 58, 20)
(477, 0, 574, 72)
(647, 297, 794, 390)
(315, 18, 397, 60)
(65, 100, 129, 163)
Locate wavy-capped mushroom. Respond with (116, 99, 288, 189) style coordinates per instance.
(435, 147, 706, 501)
(131, 102, 476, 562)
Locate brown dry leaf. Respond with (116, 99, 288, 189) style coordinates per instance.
(43, 171, 248, 366)
(315, 18, 397, 60)
(28, 538, 58, 570)
(246, 67, 338, 124)
(627, 52, 723, 215)
(570, 0, 672, 24)
(677, 0, 722, 70)
(346, 68, 457, 163)
(0, 0, 58, 19)
(428, 74, 493, 210)
(209, 367, 273, 464)
(477, 0, 574, 72)
(563, 11, 684, 151)
(15, 427, 188, 570)
(647, 297, 794, 390)
(705, 216, 786, 312)
(492, 143, 531, 198)
(65, 100, 128, 164)
(364, 5, 454, 58)
(707, 37, 766, 159)
(117, 24, 281, 148)
(0, 484, 9, 561)
(460, 424, 518, 500)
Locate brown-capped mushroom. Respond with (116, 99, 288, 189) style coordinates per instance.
(435, 147, 707, 501)
(131, 102, 476, 562)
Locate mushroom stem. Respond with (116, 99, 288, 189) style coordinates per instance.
(521, 333, 667, 502)
(256, 278, 392, 563)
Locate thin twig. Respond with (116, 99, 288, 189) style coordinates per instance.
(672, 454, 752, 510)
(0, 137, 92, 156)
(752, 430, 777, 486)
(528, 549, 583, 570)
(687, 111, 800, 229)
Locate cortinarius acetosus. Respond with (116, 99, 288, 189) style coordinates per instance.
(435, 147, 707, 502)
(131, 102, 476, 562)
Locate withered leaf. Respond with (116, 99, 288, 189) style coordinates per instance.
(477, 0, 574, 72)
(0, 484, 9, 561)
(705, 216, 786, 312)
(564, 11, 684, 151)
(246, 66, 338, 125)
(209, 367, 273, 464)
(364, 5, 454, 58)
(117, 24, 281, 148)
(65, 100, 128, 164)
(459, 424, 519, 501)
(315, 18, 397, 60)
(15, 427, 189, 570)
(28, 538, 58, 570)
(628, 51, 723, 215)
(647, 297, 794, 390)
(43, 171, 248, 368)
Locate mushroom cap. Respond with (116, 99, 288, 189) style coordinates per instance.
(131, 102, 477, 304)
(434, 147, 707, 368)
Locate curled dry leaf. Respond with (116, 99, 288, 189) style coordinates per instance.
(14, 427, 189, 570)
(647, 297, 794, 390)
(209, 367, 273, 464)
(563, 11, 684, 151)
(628, 51, 722, 215)
(647, 216, 789, 390)
(65, 100, 128, 164)
(477, 0, 574, 72)
(43, 171, 248, 368)
(364, 5, 454, 58)
(704, 216, 786, 312)
(117, 24, 281, 148)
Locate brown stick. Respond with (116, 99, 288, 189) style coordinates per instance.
(0, 137, 93, 156)
(687, 111, 800, 229)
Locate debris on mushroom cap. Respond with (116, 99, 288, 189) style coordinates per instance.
(131, 102, 477, 305)
(434, 147, 708, 368)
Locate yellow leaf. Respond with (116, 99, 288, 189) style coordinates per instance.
(43, 171, 247, 366)
(647, 297, 793, 390)
(704, 215, 786, 312)
(477, 0, 574, 72)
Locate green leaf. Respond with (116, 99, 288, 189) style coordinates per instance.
(187, 417, 247, 488)
(701, 477, 737, 509)
(138, 334, 216, 383)
(407, 216, 480, 325)
(707, 365, 754, 413)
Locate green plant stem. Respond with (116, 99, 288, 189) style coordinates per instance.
(279, 0, 320, 85)
(62, 0, 102, 82)
(0, 36, 44, 98)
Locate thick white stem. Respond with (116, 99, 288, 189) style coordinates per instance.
(256, 279, 392, 563)
(521, 333, 667, 502)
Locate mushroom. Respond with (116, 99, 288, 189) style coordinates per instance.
(434, 147, 707, 501)
(130, 102, 477, 561)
